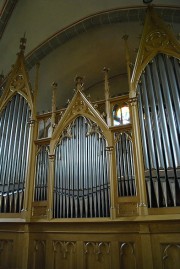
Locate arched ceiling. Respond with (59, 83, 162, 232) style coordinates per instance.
(0, 0, 180, 112)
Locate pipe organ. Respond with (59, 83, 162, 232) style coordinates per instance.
(54, 116, 110, 218)
(34, 145, 49, 201)
(115, 132, 136, 197)
(0, 94, 30, 213)
(0, 7, 180, 269)
(137, 54, 180, 208)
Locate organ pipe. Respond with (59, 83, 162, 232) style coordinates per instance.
(138, 54, 180, 208)
(115, 132, 136, 197)
(0, 94, 31, 213)
(34, 146, 49, 201)
(53, 116, 110, 218)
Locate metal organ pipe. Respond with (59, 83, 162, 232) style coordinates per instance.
(157, 55, 180, 167)
(115, 133, 136, 198)
(34, 146, 49, 201)
(0, 94, 31, 213)
(53, 116, 110, 218)
(138, 54, 180, 208)
(151, 59, 173, 168)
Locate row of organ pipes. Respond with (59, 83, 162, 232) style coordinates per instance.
(0, 11, 180, 217)
(137, 54, 180, 208)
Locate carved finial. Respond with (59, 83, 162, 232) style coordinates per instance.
(19, 33, 27, 52)
(103, 67, 110, 98)
(75, 76, 84, 91)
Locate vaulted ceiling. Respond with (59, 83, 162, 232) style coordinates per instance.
(0, 0, 180, 112)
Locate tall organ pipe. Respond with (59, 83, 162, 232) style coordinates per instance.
(0, 94, 31, 213)
(146, 65, 164, 169)
(138, 54, 180, 208)
(151, 59, 173, 168)
(141, 74, 157, 169)
(53, 116, 110, 218)
(157, 55, 180, 167)
(165, 57, 180, 133)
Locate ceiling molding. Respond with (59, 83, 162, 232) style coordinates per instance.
(0, 0, 18, 39)
(25, 6, 180, 70)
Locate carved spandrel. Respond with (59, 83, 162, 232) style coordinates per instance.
(0, 240, 14, 268)
(53, 241, 77, 269)
(120, 242, 137, 269)
(53, 241, 76, 259)
(162, 244, 180, 269)
(84, 242, 110, 262)
(33, 240, 46, 269)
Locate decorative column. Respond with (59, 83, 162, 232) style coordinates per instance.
(122, 35, 131, 86)
(24, 119, 36, 220)
(47, 154, 55, 220)
(129, 97, 148, 215)
(106, 141, 117, 219)
(51, 82, 57, 134)
(122, 34, 148, 215)
(103, 67, 111, 126)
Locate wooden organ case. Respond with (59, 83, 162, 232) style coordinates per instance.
(0, 7, 180, 269)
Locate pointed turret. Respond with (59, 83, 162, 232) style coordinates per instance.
(131, 7, 180, 93)
(0, 35, 34, 112)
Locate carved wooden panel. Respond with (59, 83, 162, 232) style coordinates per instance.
(52, 241, 76, 269)
(119, 242, 136, 269)
(162, 244, 180, 269)
(117, 202, 138, 217)
(84, 242, 111, 269)
(33, 240, 46, 269)
(0, 240, 13, 269)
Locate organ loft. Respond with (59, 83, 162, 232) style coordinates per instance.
(0, 3, 180, 269)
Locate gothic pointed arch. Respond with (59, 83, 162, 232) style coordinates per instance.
(0, 37, 34, 113)
(131, 6, 180, 93)
(50, 89, 110, 153)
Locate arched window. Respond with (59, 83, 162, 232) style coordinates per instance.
(113, 104, 130, 126)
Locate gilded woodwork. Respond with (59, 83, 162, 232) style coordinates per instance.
(117, 202, 138, 217)
(0, 240, 14, 269)
(119, 242, 137, 269)
(0, 37, 34, 115)
(162, 244, 180, 269)
(0, 6, 180, 269)
(32, 240, 46, 269)
(84, 241, 111, 269)
(53, 241, 76, 269)
(131, 7, 180, 94)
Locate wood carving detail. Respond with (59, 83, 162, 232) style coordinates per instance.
(120, 242, 137, 269)
(84, 242, 110, 261)
(162, 244, 180, 269)
(117, 202, 138, 216)
(53, 241, 76, 259)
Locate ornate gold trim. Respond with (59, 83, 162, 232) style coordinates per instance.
(0, 38, 34, 113)
(131, 7, 180, 93)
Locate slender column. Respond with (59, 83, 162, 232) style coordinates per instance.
(123, 34, 148, 214)
(47, 154, 55, 220)
(122, 35, 131, 87)
(33, 62, 40, 115)
(51, 82, 57, 134)
(103, 67, 111, 126)
(24, 119, 36, 220)
(129, 97, 148, 215)
(106, 135, 117, 219)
